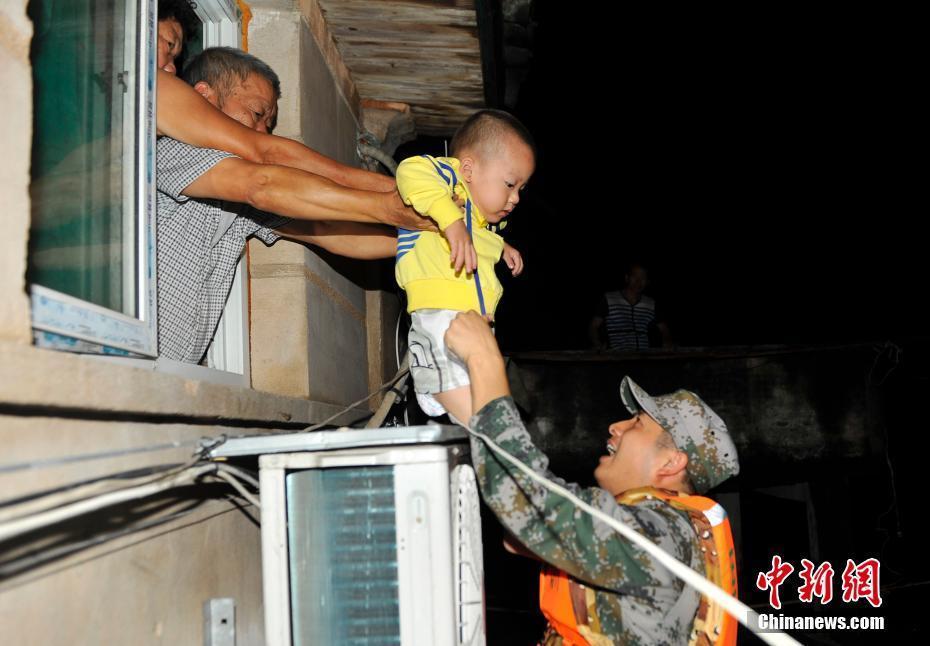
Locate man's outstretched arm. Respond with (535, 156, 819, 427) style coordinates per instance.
(275, 221, 398, 260)
(182, 156, 432, 230)
(156, 70, 394, 192)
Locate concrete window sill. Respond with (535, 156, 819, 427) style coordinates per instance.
(0, 341, 368, 427)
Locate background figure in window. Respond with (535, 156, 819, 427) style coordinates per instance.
(157, 0, 200, 75)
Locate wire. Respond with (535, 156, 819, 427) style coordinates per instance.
(0, 439, 201, 475)
(395, 300, 404, 373)
(365, 356, 410, 429)
(461, 422, 801, 646)
(304, 366, 410, 432)
(395, 293, 410, 426)
(210, 471, 260, 509)
(0, 458, 203, 524)
(0, 461, 264, 545)
(0, 504, 202, 581)
(213, 463, 259, 490)
(0, 465, 217, 544)
(0, 500, 256, 583)
(0, 435, 228, 523)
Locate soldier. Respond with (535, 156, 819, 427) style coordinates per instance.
(444, 311, 741, 645)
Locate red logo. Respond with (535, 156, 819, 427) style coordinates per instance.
(798, 559, 834, 604)
(756, 555, 795, 610)
(756, 556, 882, 608)
(841, 558, 882, 608)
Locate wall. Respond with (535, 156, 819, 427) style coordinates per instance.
(248, 0, 398, 406)
(0, 1, 391, 642)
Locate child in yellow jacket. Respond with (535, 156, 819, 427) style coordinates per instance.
(395, 110, 535, 423)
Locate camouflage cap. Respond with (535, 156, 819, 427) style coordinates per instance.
(619, 376, 739, 493)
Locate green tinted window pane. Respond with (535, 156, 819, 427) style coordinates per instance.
(28, 0, 137, 315)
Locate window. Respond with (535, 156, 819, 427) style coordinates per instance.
(28, 0, 157, 356)
(28, 0, 248, 380)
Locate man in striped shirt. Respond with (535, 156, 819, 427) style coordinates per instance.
(590, 263, 672, 351)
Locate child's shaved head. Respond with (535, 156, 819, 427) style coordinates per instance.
(450, 109, 536, 160)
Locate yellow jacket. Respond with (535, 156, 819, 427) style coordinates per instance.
(395, 155, 505, 314)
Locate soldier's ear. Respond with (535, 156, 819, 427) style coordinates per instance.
(657, 449, 689, 480)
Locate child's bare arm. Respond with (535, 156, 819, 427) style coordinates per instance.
(501, 242, 524, 276)
(445, 220, 478, 273)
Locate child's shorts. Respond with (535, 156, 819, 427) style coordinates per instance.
(407, 309, 471, 417)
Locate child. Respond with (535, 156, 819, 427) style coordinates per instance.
(395, 109, 535, 423)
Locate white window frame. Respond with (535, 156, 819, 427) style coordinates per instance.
(33, 0, 252, 387)
(197, 0, 242, 47)
(30, 0, 158, 358)
(196, 0, 251, 378)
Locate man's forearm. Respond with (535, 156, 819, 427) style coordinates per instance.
(184, 158, 407, 225)
(466, 352, 510, 415)
(260, 138, 396, 192)
(248, 165, 387, 223)
(276, 221, 397, 259)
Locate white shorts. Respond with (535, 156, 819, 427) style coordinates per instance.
(407, 309, 471, 417)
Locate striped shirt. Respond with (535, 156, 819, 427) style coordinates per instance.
(601, 291, 657, 351)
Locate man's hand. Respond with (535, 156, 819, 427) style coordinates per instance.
(444, 219, 478, 274)
(501, 243, 524, 276)
(445, 311, 509, 412)
(382, 190, 438, 231)
(445, 311, 500, 366)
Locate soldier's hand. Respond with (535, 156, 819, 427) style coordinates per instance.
(445, 311, 500, 365)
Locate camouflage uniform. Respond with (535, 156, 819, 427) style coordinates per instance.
(469, 378, 740, 646)
(469, 396, 701, 644)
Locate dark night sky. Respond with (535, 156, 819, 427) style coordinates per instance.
(398, 7, 920, 352)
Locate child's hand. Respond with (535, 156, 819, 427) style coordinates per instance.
(502, 243, 524, 276)
(444, 219, 478, 274)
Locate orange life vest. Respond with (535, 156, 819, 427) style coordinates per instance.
(539, 487, 738, 646)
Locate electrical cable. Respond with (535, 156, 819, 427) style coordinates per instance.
(304, 365, 410, 432)
(210, 471, 260, 509)
(0, 464, 218, 543)
(0, 458, 203, 524)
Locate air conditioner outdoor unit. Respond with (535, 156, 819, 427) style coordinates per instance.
(212, 426, 485, 646)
